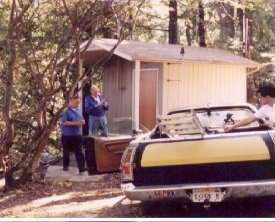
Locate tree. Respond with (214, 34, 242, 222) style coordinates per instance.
(0, 0, 145, 189)
(168, 0, 178, 44)
(197, 0, 206, 47)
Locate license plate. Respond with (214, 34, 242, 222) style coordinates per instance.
(192, 188, 223, 202)
(154, 190, 176, 197)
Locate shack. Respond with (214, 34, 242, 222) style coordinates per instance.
(80, 38, 260, 130)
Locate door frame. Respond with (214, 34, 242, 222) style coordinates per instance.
(132, 68, 159, 130)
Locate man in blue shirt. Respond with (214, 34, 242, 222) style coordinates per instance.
(60, 96, 86, 173)
(85, 85, 109, 137)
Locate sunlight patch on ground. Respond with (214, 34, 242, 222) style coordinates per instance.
(45, 166, 105, 182)
(28, 189, 122, 208)
(121, 198, 141, 206)
(17, 195, 125, 217)
(28, 191, 93, 208)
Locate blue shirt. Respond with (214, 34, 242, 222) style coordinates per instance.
(85, 95, 109, 117)
(60, 107, 84, 136)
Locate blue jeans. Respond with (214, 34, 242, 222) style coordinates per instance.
(89, 115, 108, 137)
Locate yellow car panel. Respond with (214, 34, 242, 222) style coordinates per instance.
(141, 136, 270, 167)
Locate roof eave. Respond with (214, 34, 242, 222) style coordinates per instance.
(91, 40, 134, 61)
(131, 57, 260, 68)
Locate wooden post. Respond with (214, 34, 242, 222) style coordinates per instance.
(132, 60, 140, 130)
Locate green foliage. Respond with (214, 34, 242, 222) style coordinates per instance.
(254, 64, 275, 87)
(0, 0, 146, 187)
(252, 0, 275, 53)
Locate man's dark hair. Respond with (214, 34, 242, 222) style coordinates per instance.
(70, 95, 80, 100)
(256, 84, 275, 98)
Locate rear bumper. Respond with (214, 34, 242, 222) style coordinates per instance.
(121, 180, 275, 202)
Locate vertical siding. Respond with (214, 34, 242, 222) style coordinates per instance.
(167, 63, 180, 109)
(103, 56, 134, 120)
(120, 58, 134, 118)
(163, 62, 247, 114)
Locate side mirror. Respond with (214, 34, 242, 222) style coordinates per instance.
(224, 112, 235, 125)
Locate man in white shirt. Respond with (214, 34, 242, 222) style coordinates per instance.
(224, 84, 275, 132)
(85, 85, 109, 137)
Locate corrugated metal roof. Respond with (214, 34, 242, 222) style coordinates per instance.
(84, 38, 260, 68)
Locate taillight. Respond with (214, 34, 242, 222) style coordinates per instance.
(121, 146, 136, 181)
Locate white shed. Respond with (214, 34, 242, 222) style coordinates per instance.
(81, 39, 260, 130)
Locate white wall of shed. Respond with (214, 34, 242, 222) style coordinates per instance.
(162, 62, 247, 114)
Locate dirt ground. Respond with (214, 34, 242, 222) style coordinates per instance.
(0, 172, 143, 218)
(1, 166, 274, 218)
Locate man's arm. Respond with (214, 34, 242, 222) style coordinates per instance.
(61, 109, 85, 126)
(85, 96, 103, 114)
(224, 115, 258, 132)
(100, 96, 109, 111)
(63, 121, 84, 126)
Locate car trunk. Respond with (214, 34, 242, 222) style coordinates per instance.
(132, 134, 275, 186)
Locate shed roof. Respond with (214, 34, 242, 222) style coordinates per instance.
(83, 38, 260, 68)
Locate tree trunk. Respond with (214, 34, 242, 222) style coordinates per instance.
(5, 113, 62, 189)
(2, 0, 16, 181)
(198, 0, 206, 47)
(246, 10, 253, 59)
(245, 9, 254, 104)
(185, 22, 192, 46)
(169, 0, 178, 44)
(237, 8, 243, 42)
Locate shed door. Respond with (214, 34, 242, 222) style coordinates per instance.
(139, 69, 158, 130)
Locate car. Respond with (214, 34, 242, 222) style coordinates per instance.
(120, 103, 275, 207)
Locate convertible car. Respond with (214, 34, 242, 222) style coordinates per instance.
(120, 104, 275, 206)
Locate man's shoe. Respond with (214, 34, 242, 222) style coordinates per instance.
(79, 167, 87, 173)
(63, 167, 69, 171)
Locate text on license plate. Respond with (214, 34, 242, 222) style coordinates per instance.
(154, 190, 176, 197)
(192, 188, 223, 202)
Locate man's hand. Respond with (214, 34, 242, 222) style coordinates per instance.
(75, 121, 85, 126)
(96, 102, 103, 107)
(97, 101, 108, 107)
(224, 125, 235, 132)
(96, 101, 107, 107)
(263, 120, 274, 128)
(102, 101, 108, 107)
(224, 116, 257, 132)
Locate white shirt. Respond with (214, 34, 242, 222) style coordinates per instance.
(92, 95, 101, 104)
(254, 103, 275, 123)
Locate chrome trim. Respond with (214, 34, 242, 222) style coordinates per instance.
(121, 180, 275, 202)
(168, 103, 258, 114)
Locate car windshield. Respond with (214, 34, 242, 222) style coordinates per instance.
(157, 107, 260, 137)
(195, 108, 259, 129)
